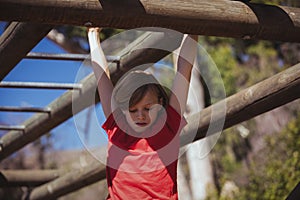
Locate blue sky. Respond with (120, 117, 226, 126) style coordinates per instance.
(0, 22, 108, 151)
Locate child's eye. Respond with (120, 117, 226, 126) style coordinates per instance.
(129, 109, 137, 113)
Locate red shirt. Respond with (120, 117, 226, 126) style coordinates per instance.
(102, 106, 186, 200)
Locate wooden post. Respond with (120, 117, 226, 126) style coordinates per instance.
(0, 0, 300, 42)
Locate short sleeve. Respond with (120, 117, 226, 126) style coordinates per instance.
(102, 109, 123, 135)
(166, 105, 187, 134)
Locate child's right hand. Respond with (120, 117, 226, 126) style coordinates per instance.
(87, 27, 102, 47)
(87, 27, 102, 33)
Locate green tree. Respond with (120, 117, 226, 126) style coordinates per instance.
(240, 112, 300, 199)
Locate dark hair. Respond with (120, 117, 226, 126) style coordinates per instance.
(113, 70, 169, 110)
(129, 83, 169, 108)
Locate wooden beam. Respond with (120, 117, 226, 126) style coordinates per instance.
(0, 31, 182, 161)
(27, 62, 300, 200)
(0, 170, 61, 187)
(0, 0, 300, 42)
(28, 160, 106, 200)
(287, 181, 300, 200)
(181, 62, 300, 146)
(0, 22, 53, 81)
(0, 81, 82, 90)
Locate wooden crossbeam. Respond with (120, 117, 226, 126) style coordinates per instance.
(0, 170, 62, 187)
(287, 181, 300, 200)
(26, 52, 120, 63)
(181, 62, 300, 146)
(0, 30, 182, 161)
(28, 160, 106, 200)
(1, 0, 300, 42)
(26, 62, 300, 200)
(0, 22, 53, 81)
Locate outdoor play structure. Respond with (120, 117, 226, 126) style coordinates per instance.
(0, 0, 299, 199)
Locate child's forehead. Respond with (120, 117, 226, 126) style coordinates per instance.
(129, 97, 159, 109)
(143, 89, 160, 98)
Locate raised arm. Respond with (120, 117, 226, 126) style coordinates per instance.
(169, 34, 198, 115)
(88, 27, 114, 118)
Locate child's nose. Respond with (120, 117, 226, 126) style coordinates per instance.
(136, 110, 146, 119)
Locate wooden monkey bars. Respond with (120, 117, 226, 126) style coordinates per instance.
(1, 0, 300, 42)
(0, 0, 300, 199)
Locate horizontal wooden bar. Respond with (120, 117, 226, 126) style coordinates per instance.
(0, 125, 25, 131)
(26, 52, 120, 63)
(0, 81, 82, 90)
(0, 106, 51, 113)
(0, 0, 300, 42)
(0, 170, 62, 187)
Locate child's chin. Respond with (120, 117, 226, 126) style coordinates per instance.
(134, 126, 148, 133)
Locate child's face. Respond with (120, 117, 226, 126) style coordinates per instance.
(122, 90, 163, 133)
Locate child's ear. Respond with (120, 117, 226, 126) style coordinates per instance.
(159, 97, 163, 105)
(158, 98, 165, 110)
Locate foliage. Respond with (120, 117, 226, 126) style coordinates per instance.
(210, 125, 251, 188)
(239, 112, 300, 199)
(251, 0, 300, 6)
(242, 41, 281, 87)
(204, 37, 241, 98)
(201, 36, 281, 104)
(208, 112, 300, 200)
(203, 1, 299, 198)
(251, 0, 285, 5)
(200, 0, 298, 103)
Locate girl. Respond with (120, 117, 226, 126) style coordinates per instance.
(88, 27, 198, 200)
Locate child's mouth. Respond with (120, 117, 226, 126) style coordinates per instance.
(136, 122, 148, 127)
